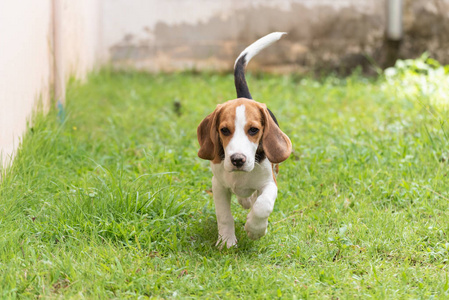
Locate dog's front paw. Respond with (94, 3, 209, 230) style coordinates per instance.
(244, 214, 268, 240)
(216, 234, 237, 249)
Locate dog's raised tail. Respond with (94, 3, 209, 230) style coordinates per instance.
(234, 32, 287, 99)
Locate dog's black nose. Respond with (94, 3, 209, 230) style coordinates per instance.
(230, 153, 246, 168)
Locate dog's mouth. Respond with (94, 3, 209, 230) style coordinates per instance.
(228, 164, 254, 173)
(224, 163, 251, 173)
(230, 168, 249, 173)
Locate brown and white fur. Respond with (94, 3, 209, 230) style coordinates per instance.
(197, 32, 292, 248)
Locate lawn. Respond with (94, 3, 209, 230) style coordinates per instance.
(1, 63, 449, 298)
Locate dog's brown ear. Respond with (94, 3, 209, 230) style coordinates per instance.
(197, 105, 222, 162)
(260, 104, 292, 163)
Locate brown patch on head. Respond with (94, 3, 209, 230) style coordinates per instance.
(243, 102, 264, 144)
(216, 98, 264, 149)
(215, 100, 237, 150)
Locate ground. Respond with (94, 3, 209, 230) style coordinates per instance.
(1, 68, 448, 298)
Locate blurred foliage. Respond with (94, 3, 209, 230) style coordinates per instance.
(383, 53, 449, 107)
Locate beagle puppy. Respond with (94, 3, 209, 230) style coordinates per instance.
(197, 32, 292, 248)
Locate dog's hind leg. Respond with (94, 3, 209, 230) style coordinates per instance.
(237, 192, 257, 209)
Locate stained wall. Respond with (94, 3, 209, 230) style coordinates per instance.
(103, 0, 449, 73)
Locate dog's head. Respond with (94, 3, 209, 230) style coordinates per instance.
(197, 98, 292, 172)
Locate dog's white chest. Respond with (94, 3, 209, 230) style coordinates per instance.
(229, 179, 256, 198)
(211, 159, 272, 197)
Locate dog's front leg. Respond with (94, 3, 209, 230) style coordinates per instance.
(245, 182, 277, 240)
(212, 176, 237, 249)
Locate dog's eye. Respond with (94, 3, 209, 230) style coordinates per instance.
(220, 127, 231, 136)
(248, 127, 259, 136)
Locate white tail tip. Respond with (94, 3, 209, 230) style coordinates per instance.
(234, 32, 287, 69)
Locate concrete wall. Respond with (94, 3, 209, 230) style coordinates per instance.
(0, 0, 103, 168)
(402, 0, 449, 63)
(0, 1, 53, 168)
(104, 0, 449, 73)
(104, 0, 385, 72)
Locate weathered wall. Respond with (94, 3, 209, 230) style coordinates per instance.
(104, 0, 385, 72)
(104, 0, 449, 73)
(0, 0, 103, 168)
(402, 0, 449, 63)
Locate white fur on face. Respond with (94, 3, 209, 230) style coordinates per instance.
(223, 105, 259, 172)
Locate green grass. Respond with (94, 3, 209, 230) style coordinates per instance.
(1, 69, 449, 298)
